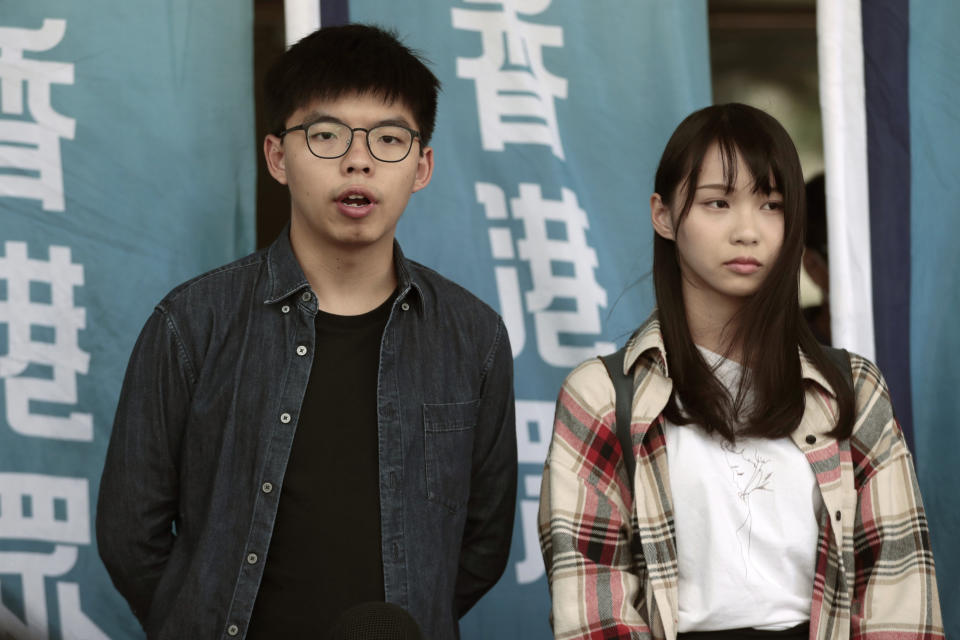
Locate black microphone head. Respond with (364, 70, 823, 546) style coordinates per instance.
(327, 601, 424, 640)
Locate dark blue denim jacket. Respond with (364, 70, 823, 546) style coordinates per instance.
(97, 230, 517, 640)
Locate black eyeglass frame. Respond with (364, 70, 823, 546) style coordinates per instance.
(278, 120, 422, 163)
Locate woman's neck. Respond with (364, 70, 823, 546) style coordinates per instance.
(682, 288, 745, 362)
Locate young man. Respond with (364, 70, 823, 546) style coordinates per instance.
(97, 24, 517, 640)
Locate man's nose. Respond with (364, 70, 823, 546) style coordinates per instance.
(341, 129, 374, 174)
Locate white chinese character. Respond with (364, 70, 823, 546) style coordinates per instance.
(0, 473, 90, 544)
(0, 241, 92, 440)
(513, 399, 552, 584)
(0, 19, 75, 212)
(57, 581, 111, 640)
(478, 182, 614, 367)
(452, 0, 568, 158)
(0, 545, 108, 640)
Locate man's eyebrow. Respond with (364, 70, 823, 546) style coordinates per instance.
(375, 117, 414, 129)
(303, 112, 342, 124)
(302, 113, 415, 129)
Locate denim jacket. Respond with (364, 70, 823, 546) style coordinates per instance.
(97, 229, 518, 640)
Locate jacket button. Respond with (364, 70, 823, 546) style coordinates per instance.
(262, 482, 273, 494)
(401, 302, 410, 311)
(247, 552, 258, 564)
(805, 435, 816, 444)
(227, 624, 239, 636)
(281, 304, 290, 314)
(296, 345, 307, 356)
(301, 291, 312, 302)
(280, 412, 291, 424)
(835, 510, 842, 521)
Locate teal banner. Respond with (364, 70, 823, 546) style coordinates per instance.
(910, 0, 960, 633)
(0, 2, 254, 638)
(347, 1, 711, 636)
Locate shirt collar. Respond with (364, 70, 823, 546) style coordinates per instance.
(263, 224, 423, 309)
(392, 240, 425, 312)
(623, 312, 669, 377)
(799, 349, 837, 397)
(264, 224, 310, 304)
(621, 310, 838, 397)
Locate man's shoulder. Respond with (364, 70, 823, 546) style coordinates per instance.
(156, 248, 268, 313)
(405, 259, 501, 323)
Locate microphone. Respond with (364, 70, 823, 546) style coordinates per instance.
(327, 602, 424, 640)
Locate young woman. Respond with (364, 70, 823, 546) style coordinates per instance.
(538, 104, 942, 640)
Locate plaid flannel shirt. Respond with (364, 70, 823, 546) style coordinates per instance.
(538, 314, 943, 640)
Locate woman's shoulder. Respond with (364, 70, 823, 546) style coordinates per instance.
(813, 347, 888, 401)
(560, 357, 616, 410)
(844, 350, 883, 382)
(841, 351, 914, 480)
(844, 350, 894, 415)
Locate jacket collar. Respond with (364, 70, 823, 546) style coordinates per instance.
(392, 241, 425, 312)
(798, 350, 837, 397)
(623, 312, 670, 377)
(622, 310, 837, 397)
(263, 225, 423, 309)
(263, 225, 310, 304)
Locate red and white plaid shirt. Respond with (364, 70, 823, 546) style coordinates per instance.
(539, 314, 943, 640)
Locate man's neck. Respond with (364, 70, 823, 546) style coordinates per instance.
(291, 234, 398, 316)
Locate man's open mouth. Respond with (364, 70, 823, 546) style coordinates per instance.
(342, 194, 372, 207)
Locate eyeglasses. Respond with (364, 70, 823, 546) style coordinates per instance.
(279, 119, 422, 163)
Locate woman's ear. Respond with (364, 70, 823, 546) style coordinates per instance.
(650, 193, 676, 240)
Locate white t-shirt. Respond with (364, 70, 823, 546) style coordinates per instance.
(664, 347, 823, 632)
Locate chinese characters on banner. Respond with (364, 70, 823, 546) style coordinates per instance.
(0, 19, 109, 639)
(0, 19, 75, 212)
(452, 0, 614, 586)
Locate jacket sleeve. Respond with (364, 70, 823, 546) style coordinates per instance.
(96, 308, 193, 625)
(538, 361, 652, 639)
(849, 359, 944, 638)
(454, 318, 518, 616)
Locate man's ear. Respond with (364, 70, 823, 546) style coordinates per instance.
(411, 146, 434, 193)
(650, 193, 676, 240)
(264, 134, 288, 185)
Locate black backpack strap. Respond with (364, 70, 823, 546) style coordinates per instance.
(599, 346, 636, 493)
(821, 345, 853, 394)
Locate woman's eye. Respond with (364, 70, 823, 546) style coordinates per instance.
(704, 199, 728, 209)
(763, 201, 784, 211)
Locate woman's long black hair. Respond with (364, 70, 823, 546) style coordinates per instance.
(652, 103, 854, 440)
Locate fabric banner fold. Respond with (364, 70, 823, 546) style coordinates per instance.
(0, 2, 255, 637)
(819, 0, 958, 634)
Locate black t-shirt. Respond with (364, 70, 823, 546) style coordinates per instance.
(247, 292, 395, 638)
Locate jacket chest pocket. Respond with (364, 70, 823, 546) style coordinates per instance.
(423, 400, 480, 511)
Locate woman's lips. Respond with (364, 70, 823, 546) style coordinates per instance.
(724, 257, 761, 274)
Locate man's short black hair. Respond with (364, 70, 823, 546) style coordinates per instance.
(265, 24, 441, 146)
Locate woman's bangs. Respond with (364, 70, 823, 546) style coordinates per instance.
(714, 128, 780, 196)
